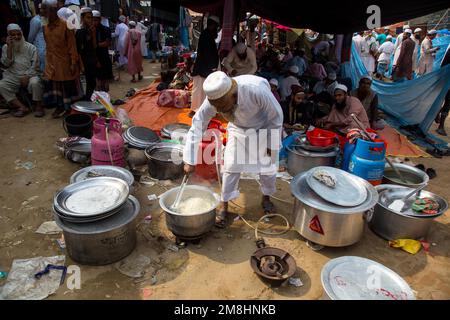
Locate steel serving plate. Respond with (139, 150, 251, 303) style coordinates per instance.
(306, 166, 368, 207)
(161, 123, 190, 138)
(54, 177, 129, 217)
(71, 101, 107, 114)
(70, 165, 134, 187)
(67, 140, 91, 154)
(321, 256, 415, 300)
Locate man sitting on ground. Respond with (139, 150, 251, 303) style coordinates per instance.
(223, 42, 257, 77)
(0, 24, 44, 117)
(312, 72, 338, 96)
(350, 76, 384, 129)
(317, 84, 370, 135)
(279, 65, 300, 102)
(283, 85, 317, 131)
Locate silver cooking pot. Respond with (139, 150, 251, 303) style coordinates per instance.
(367, 184, 448, 240)
(286, 145, 339, 177)
(383, 163, 429, 188)
(144, 143, 184, 180)
(159, 185, 220, 239)
(290, 171, 378, 247)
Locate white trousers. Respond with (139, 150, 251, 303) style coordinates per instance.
(221, 172, 277, 202)
(191, 75, 206, 111)
(0, 75, 43, 102)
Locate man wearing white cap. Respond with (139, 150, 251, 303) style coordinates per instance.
(418, 29, 440, 76)
(317, 84, 370, 134)
(269, 78, 281, 103)
(393, 28, 415, 81)
(183, 71, 283, 227)
(312, 71, 338, 96)
(113, 15, 129, 67)
(279, 65, 300, 102)
(393, 24, 410, 66)
(351, 76, 382, 129)
(190, 15, 220, 115)
(0, 24, 44, 117)
(92, 10, 114, 92)
(124, 21, 144, 82)
(223, 42, 257, 77)
(376, 35, 394, 78)
(28, 3, 46, 72)
(376, 27, 390, 45)
(412, 28, 423, 73)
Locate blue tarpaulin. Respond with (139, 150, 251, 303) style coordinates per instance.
(341, 42, 450, 135)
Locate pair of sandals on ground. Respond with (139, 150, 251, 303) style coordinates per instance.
(5, 106, 45, 118)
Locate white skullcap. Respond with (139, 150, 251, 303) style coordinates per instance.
(414, 28, 422, 33)
(203, 71, 232, 100)
(334, 84, 348, 93)
(428, 29, 437, 35)
(327, 72, 337, 80)
(119, 15, 126, 23)
(92, 10, 101, 18)
(80, 7, 92, 14)
(289, 65, 299, 74)
(42, 0, 58, 7)
(129, 21, 136, 27)
(269, 78, 279, 87)
(384, 26, 390, 30)
(58, 7, 75, 21)
(403, 25, 410, 30)
(361, 75, 372, 81)
(235, 43, 247, 54)
(404, 29, 412, 34)
(208, 15, 220, 25)
(386, 35, 393, 40)
(7, 23, 22, 32)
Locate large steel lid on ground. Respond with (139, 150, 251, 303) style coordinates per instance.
(321, 256, 415, 300)
(70, 165, 134, 188)
(290, 171, 378, 214)
(123, 126, 160, 149)
(306, 166, 368, 207)
(161, 123, 191, 137)
(71, 101, 107, 114)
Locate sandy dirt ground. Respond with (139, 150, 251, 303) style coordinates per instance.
(0, 61, 449, 300)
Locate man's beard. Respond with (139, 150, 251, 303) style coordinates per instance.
(219, 104, 238, 122)
(12, 38, 26, 54)
(335, 101, 346, 110)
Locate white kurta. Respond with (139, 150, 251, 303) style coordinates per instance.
(392, 34, 405, 66)
(418, 37, 438, 76)
(114, 23, 129, 66)
(279, 75, 300, 101)
(360, 37, 375, 73)
(184, 75, 283, 175)
(377, 41, 395, 63)
(137, 22, 149, 57)
(352, 34, 364, 56)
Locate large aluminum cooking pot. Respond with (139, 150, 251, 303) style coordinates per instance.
(54, 195, 140, 265)
(144, 143, 184, 180)
(383, 163, 429, 188)
(286, 145, 338, 177)
(290, 171, 378, 247)
(367, 185, 448, 240)
(159, 185, 220, 239)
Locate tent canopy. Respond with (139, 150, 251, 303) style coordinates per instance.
(179, 0, 449, 33)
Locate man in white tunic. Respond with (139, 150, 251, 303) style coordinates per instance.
(113, 15, 129, 67)
(223, 43, 257, 76)
(376, 35, 395, 78)
(279, 65, 300, 102)
(183, 71, 283, 227)
(0, 24, 44, 117)
(393, 25, 410, 67)
(137, 20, 149, 57)
(418, 29, 439, 76)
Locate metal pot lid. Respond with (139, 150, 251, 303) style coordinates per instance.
(126, 126, 160, 143)
(376, 185, 447, 219)
(288, 145, 338, 157)
(70, 165, 134, 187)
(295, 135, 338, 152)
(145, 143, 184, 162)
(54, 195, 140, 233)
(71, 101, 107, 114)
(54, 177, 129, 217)
(67, 140, 91, 154)
(161, 123, 191, 136)
(291, 172, 378, 214)
(321, 256, 415, 300)
(306, 167, 368, 207)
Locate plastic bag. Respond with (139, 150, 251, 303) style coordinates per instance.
(389, 239, 422, 255)
(115, 108, 133, 129)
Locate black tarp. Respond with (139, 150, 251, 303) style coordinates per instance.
(180, 0, 449, 33)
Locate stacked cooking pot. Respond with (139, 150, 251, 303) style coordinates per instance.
(123, 126, 161, 149)
(53, 175, 140, 265)
(290, 166, 378, 247)
(286, 134, 339, 176)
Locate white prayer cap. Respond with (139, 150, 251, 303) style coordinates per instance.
(119, 15, 126, 23)
(403, 25, 410, 30)
(58, 7, 75, 21)
(383, 26, 390, 30)
(208, 15, 220, 25)
(289, 65, 299, 74)
(7, 23, 22, 32)
(80, 7, 92, 15)
(414, 28, 422, 33)
(334, 84, 348, 93)
(42, 0, 58, 7)
(203, 71, 232, 100)
(327, 72, 337, 80)
(404, 29, 412, 34)
(92, 10, 101, 18)
(235, 43, 247, 54)
(428, 29, 437, 35)
(129, 21, 137, 27)
(269, 78, 279, 87)
(361, 75, 372, 82)
(386, 35, 393, 40)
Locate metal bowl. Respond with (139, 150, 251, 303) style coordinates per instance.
(383, 163, 429, 188)
(70, 165, 134, 189)
(54, 177, 129, 218)
(144, 143, 184, 180)
(159, 185, 220, 239)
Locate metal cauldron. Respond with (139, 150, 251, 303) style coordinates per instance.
(144, 143, 184, 180)
(383, 163, 429, 188)
(286, 145, 339, 177)
(159, 185, 220, 239)
(367, 184, 448, 240)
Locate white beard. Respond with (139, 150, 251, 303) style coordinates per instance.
(12, 38, 26, 54)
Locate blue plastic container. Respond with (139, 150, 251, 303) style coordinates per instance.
(342, 142, 356, 171)
(348, 139, 386, 185)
